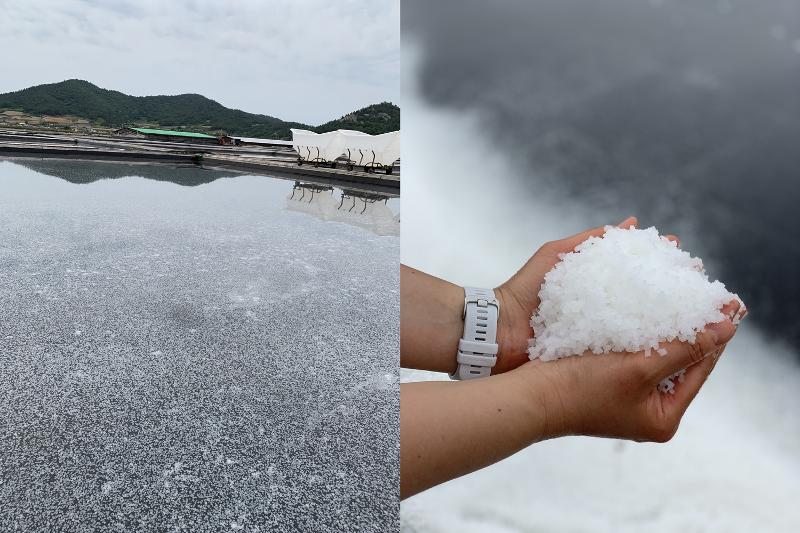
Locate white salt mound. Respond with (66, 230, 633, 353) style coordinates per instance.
(528, 226, 742, 393)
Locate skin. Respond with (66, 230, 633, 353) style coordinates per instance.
(400, 217, 745, 499)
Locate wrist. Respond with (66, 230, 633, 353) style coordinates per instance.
(421, 281, 464, 374)
(492, 284, 535, 374)
(512, 362, 572, 440)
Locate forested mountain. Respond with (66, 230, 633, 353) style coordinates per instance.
(315, 102, 399, 135)
(0, 79, 399, 139)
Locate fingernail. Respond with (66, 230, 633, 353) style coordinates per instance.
(707, 321, 733, 346)
(733, 307, 748, 326)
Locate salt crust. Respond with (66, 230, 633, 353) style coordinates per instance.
(528, 226, 741, 393)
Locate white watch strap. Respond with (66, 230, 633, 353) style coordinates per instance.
(450, 287, 499, 380)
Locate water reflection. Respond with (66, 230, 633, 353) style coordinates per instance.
(11, 157, 242, 186)
(286, 182, 400, 236)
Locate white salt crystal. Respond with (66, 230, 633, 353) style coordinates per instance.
(657, 378, 676, 394)
(528, 226, 742, 393)
(657, 369, 687, 394)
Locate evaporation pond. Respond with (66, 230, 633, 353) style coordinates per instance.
(0, 158, 399, 531)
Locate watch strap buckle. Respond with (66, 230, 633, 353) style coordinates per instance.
(462, 295, 499, 319)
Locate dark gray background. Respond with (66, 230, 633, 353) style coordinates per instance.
(404, 0, 800, 351)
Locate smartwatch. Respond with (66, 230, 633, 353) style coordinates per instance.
(449, 287, 500, 380)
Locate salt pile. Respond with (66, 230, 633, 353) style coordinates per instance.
(528, 226, 742, 393)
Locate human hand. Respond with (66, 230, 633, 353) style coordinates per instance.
(400, 294, 743, 499)
(516, 298, 741, 442)
(493, 216, 646, 374)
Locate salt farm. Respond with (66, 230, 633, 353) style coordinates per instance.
(0, 157, 399, 531)
(0, 127, 400, 194)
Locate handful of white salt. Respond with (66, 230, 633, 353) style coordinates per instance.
(528, 226, 744, 393)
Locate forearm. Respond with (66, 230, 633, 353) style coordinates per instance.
(400, 364, 561, 499)
(400, 265, 464, 373)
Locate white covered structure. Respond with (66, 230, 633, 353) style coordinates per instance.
(290, 129, 400, 174)
(337, 130, 400, 173)
(290, 129, 345, 166)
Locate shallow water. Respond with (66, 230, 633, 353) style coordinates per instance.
(0, 159, 399, 531)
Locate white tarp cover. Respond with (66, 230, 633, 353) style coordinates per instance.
(291, 129, 401, 166)
(338, 130, 400, 166)
(290, 129, 317, 159)
(377, 131, 400, 167)
(319, 131, 349, 162)
(290, 129, 345, 162)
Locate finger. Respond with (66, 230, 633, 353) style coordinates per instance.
(665, 234, 680, 247)
(617, 216, 638, 229)
(666, 343, 725, 419)
(646, 319, 735, 379)
(725, 299, 747, 325)
(721, 299, 741, 322)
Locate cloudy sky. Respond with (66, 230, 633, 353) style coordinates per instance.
(0, 0, 399, 125)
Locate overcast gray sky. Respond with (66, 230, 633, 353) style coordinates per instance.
(0, 0, 399, 125)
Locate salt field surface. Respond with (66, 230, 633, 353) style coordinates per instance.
(0, 159, 399, 531)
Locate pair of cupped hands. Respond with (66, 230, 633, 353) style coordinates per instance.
(492, 216, 744, 443)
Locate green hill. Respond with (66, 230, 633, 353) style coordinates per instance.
(0, 79, 399, 139)
(315, 102, 399, 135)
